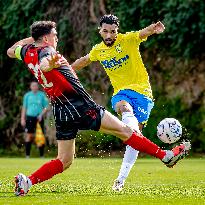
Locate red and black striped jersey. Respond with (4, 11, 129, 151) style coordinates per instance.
(19, 44, 98, 111)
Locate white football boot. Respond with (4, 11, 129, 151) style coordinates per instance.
(112, 179, 125, 192)
(14, 173, 31, 196)
(162, 141, 191, 168)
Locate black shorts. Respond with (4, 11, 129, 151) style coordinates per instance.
(52, 102, 105, 140)
(25, 116, 44, 134)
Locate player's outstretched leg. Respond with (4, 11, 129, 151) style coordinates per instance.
(100, 111, 191, 169)
(14, 139, 75, 196)
(124, 131, 191, 168)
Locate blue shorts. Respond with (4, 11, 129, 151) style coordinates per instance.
(111, 89, 154, 125)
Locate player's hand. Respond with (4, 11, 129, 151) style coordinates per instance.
(47, 53, 62, 69)
(21, 118, 26, 127)
(59, 56, 70, 67)
(153, 21, 165, 34)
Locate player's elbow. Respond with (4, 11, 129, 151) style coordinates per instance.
(7, 48, 15, 58)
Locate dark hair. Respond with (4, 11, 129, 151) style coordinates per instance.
(30, 21, 56, 41)
(99, 14, 119, 27)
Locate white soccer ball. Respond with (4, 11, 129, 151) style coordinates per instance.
(157, 118, 182, 144)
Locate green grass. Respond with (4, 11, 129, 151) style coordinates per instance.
(0, 158, 205, 205)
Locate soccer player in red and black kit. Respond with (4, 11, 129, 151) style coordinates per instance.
(7, 21, 190, 196)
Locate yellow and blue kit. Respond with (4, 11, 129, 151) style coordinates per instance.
(89, 31, 154, 124)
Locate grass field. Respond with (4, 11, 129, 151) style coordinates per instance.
(0, 157, 204, 205)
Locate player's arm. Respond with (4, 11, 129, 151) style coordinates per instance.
(39, 53, 68, 72)
(71, 54, 92, 71)
(139, 21, 165, 40)
(7, 37, 34, 58)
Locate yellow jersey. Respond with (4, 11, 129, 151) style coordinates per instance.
(89, 31, 153, 98)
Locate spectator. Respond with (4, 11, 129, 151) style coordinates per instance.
(21, 81, 49, 158)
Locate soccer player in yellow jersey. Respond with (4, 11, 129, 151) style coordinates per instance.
(72, 14, 165, 191)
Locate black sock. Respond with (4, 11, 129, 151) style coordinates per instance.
(25, 142, 32, 156)
(39, 145, 45, 157)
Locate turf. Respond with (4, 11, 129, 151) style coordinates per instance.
(0, 158, 204, 205)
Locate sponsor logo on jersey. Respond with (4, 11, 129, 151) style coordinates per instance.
(100, 54, 129, 70)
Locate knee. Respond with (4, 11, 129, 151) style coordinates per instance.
(121, 124, 134, 141)
(57, 155, 74, 170)
(115, 100, 133, 114)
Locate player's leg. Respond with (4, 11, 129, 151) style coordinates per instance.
(111, 90, 156, 190)
(100, 110, 132, 140)
(28, 139, 75, 184)
(14, 115, 78, 196)
(100, 110, 164, 159)
(15, 139, 75, 196)
(112, 100, 140, 191)
(100, 110, 190, 165)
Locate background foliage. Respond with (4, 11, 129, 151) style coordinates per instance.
(0, 0, 204, 156)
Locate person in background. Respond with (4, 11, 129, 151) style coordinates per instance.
(21, 81, 49, 158)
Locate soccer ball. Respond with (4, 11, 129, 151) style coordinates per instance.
(157, 118, 182, 144)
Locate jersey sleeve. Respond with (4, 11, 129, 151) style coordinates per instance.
(89, 46, 98, 62)
(125, 31, 147, 45)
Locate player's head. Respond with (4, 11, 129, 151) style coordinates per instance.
(30, 81, 39, 93)
(99, 14, 119, 47)
(30, 21, 58, 49)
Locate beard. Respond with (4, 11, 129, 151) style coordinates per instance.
(102, 37, 116, 47)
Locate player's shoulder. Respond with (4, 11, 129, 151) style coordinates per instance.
(124, 31, 139, 38)
(38, 46, 56, 60)
(42, 46, 56, 52)
(40, 46, 56, 55)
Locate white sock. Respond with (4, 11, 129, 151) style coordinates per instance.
(121, 112, 140, 133)
(117, 112, 140, 182)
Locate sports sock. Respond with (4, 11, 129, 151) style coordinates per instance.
(117, 145, 139, 182)
(117, 112, 140, 182)
(25, 142, 32, 157)
(124, 132, 166, 160)
(122, 112, 140, 133)
(28, 159, 63, 185)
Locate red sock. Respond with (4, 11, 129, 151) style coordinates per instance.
(28, 159, 63, 185)
(124, 132, 166, 160)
